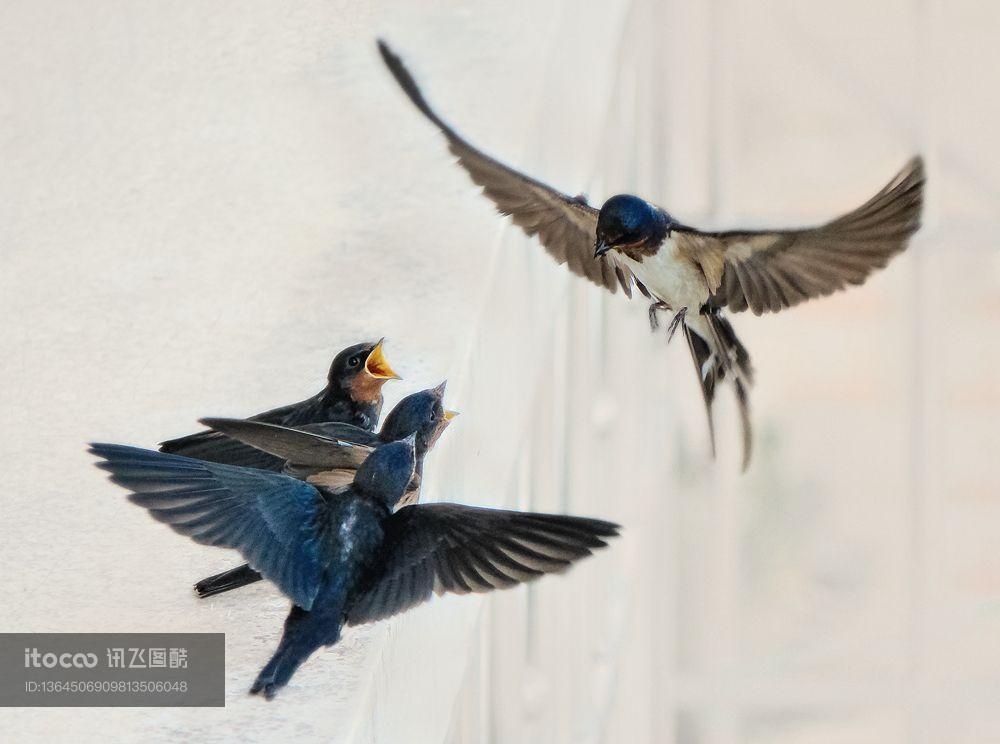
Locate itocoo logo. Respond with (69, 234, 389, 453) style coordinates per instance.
(23, 648, 98, 669)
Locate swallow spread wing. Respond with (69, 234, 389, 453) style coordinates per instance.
(682, 157, 925, 315)
(90, 443, 330, 610)
(347, 503, 619, 625)
(377, 39, 648, 299)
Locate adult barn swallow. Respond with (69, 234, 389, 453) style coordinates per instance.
(377, 40, 925, 470)
(191, 383, 458, 599)
(91, 438, 618, 699)
(159, 340, 400, 469)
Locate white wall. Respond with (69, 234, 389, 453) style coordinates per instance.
(2, 1, 999, 742)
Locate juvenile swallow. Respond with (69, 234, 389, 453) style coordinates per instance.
(377, 40, 925, 470)
(91, 438, 618, 699)
(191, 383, 458, 599)
(159, 340, 400, 469)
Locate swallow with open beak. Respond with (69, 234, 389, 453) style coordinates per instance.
(159, 340, 401, 469)
(191, 382, 458, 599)
(378, 39, 925, 470)
(91, 437, 619, 699)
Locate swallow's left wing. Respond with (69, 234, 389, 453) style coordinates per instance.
(678, 157, 924, 315)
(345, 503, 619, 626)
(378, 40, 646, 298)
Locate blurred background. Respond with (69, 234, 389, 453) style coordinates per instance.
(2, 0, 999, 742)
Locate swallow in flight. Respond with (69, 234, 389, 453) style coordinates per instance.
(378, 40, 924, 469)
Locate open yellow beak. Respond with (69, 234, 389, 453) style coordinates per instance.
(364, 340, 401, 380)
(443, 410, 459, 422)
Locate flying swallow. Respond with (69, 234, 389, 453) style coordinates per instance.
(377, 40, 925, 470)
(159, 340, 400, 469)
(90, 438, 618, 699)
(191, 383, 458, 599)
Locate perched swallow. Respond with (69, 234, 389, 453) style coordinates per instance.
(191, 383, 458, 599)
(378, 40, 925, 470)
(91, 438, 618, 699)
(159, 340, 400, 469)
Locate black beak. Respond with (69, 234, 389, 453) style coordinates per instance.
(594, 239, 612, 259)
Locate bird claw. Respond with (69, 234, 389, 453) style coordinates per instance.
(665, 308, 687, 343)
(648, 301, 670, 331)
(649, 302, 685, 341)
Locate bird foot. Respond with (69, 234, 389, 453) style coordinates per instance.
(665, 307, 687, 343)
(647, 301, 671, 331)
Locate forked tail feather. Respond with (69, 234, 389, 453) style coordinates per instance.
(683, 311, 754, 471)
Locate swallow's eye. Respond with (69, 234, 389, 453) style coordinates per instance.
(348, 356, 361, 368)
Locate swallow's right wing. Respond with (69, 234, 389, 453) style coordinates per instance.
(91, 443, 329, 610)
(378, 40, 646, 298)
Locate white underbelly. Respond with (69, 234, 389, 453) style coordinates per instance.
(621, 238, 708, 310)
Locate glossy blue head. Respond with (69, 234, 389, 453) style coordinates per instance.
(379, 381, 457, 455)
(353, 434, 417, 507)
(594, 195, 671, 258)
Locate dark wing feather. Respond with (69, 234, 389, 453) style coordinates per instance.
(199, 418, 375, 470)
(685, 157, 924, 315)
(159, 429, 286, 471)
(90, 443, 328, 610)
(296, 421, 382, 448)
(345, 503, 619, 626)
(377, 40, 644, 298)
